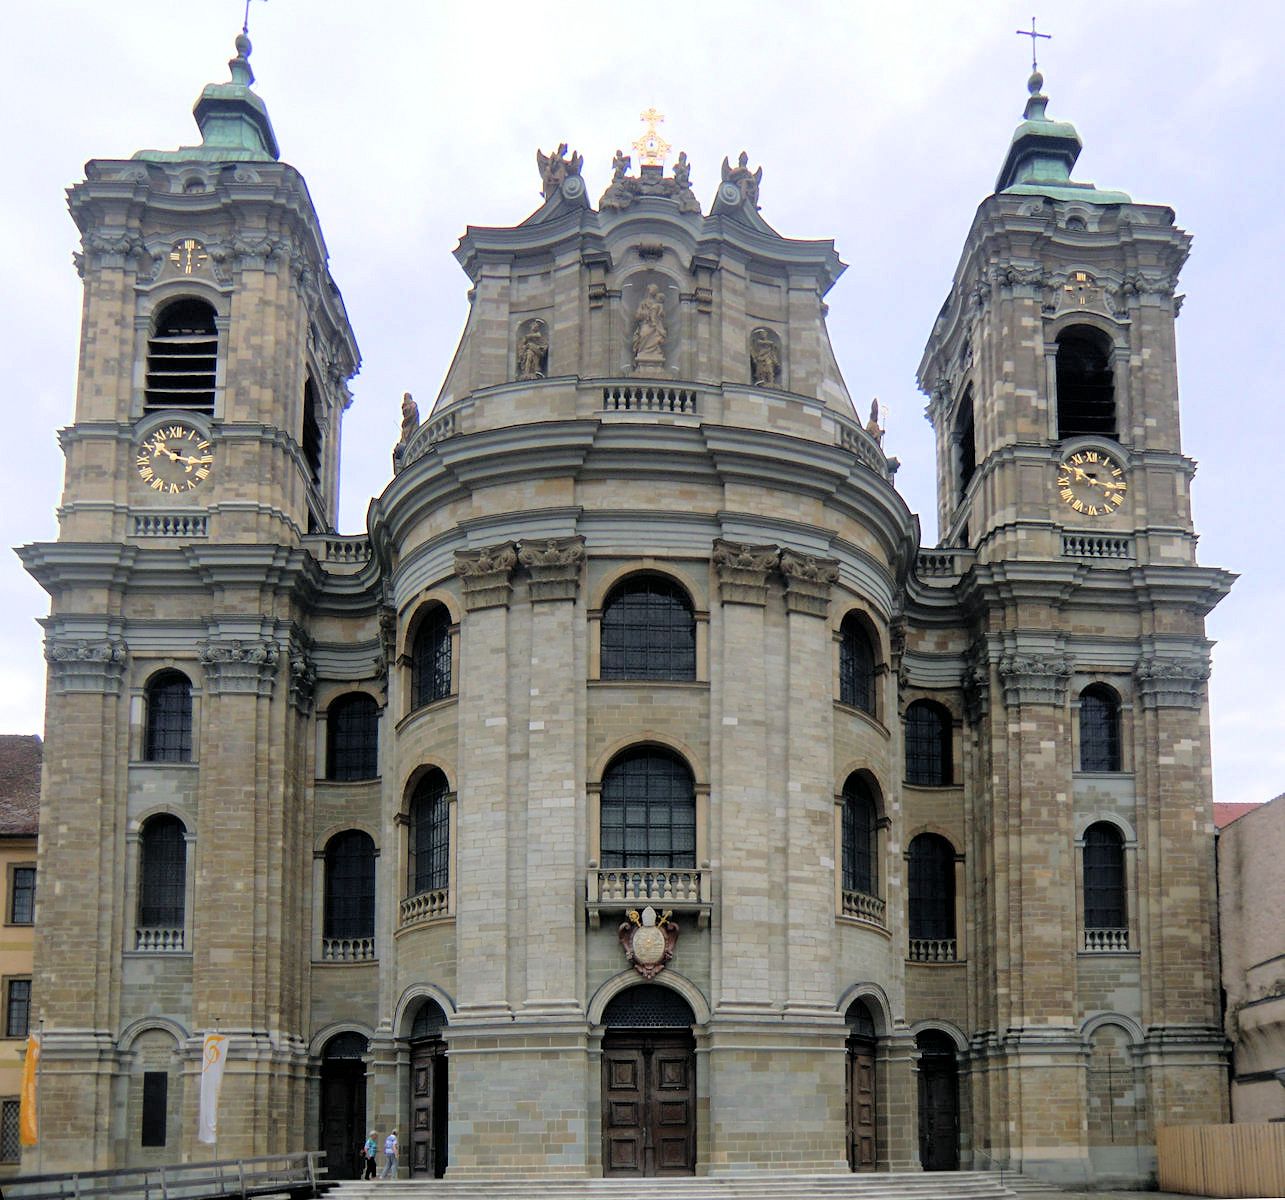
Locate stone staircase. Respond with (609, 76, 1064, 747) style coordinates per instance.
(332, 1172, 1025, 1200)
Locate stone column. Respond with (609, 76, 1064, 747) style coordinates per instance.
(30, 632, 128, 1170)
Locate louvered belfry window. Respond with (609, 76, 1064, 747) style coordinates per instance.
(145, 298, 218, 413)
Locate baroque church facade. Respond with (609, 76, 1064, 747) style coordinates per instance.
(22, 34, 1233, 1186)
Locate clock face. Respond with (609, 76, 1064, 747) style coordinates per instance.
(1056, 448, 1127, 518)
(136, 423, 214, 493)
(169, 238, 208, 275)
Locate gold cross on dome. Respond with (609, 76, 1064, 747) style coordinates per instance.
(634, 107, 671, 168)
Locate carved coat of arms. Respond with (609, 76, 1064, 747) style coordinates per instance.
(618, 906, 678, 980)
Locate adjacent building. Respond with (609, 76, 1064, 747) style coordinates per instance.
(20, 36, 1234, 1186)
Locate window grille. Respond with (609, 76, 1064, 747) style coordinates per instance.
(10, 867, 34, 925)
(325, 831, 376, 940)
(144, 672, 192, 763)
(408, 773, 450, 896)
(411, 999, 447, 1041)
(5, 979, 29, 1039)
(845, 999, 877, 1040)
(327, 693, 379, 780)
(1079, 685, 1122, 772)
(905, 701, 952, 786)
(0, 1099, 19, 1163)
(411, 608, 452, 709)
(839, 616, 875, 713)
(1056, 329, 1116, 439)
(841, 778, 877, 896)
(908, 834, 955, 941)
(600, 577, 696, 681)
(138, 815, 186, 929)
(601, 983, 695, 1028)
(145, 298, 218, 413)
(322, 1031, 368, 1060)
(600, 750, 696, 869)
(141, 1071, 167, 1147)
(1083, 823, 1126, 929)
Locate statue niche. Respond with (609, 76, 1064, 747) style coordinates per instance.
(623, 274, 676, 376)
(749, 327, 782, 387)
(515, 318, 549, 380)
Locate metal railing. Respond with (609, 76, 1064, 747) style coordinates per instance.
(4, 1151, 331, 1200)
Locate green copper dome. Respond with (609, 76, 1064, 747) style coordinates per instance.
(135, 32, 279, 163)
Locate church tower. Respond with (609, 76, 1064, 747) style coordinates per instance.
(21, 33, 359, 1166)
(918, 72, 1233, 1182)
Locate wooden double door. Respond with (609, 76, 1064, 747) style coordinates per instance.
(917, 1051, 960, 1171)
(601, 1030, 696, 1176)
(409, 1038, 448, 1178)
(320, 1060, 365, 1180)
(845, 1037, 877, 1170)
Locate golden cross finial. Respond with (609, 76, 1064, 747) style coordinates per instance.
(633, 107, 671, 168)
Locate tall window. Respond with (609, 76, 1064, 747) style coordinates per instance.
(1056, 327, 1116, 439)
(600, 749, 696, 869)
(138, 815, 187, 931)
(905, 700, 952, 786)
(600, 576, 696, 681)
(302, 375, 322, 485)
(5, 979, 30, 1039)
(839, 614, 876, 713)
(327, 693, 379, 780)
(9, 867, 34, 925)
(908, 834, 956, 949)
(145, 298, 218, 413)
(1079, 685, 1122, 773)
(408, 771, 450, 897)
(0, 1098, 18, 1162)
(1083, 823, 1126, 931)
(144, 671, 192, 763)
(841, 775, 878, 897)
(411, 606, 452, 709)
(324, 830, 376, 941)
(141, 1071, 168, 1147)
(955, 385, 975, 502)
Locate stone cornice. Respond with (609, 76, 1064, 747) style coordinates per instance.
(779, 548, 839, 617)
(44, 635, 128, 695)
(998, 651, 1073, 708)
(517, 536, 585, 602)
(712, 539, 778, 606)
(1134, 653, 1210, 710)
(455, 542, 518, 611)
(198, 636, 278, 697)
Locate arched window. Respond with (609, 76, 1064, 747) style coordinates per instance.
(600, 576, 696, 681)
(411, 605, 452, 709)
(839, 614, 876, 713)
(600, 749, 695, 869)
(905, 701, 952, 786)
(144, 671, 192, 763)
(324, 830, 375, 943)
(841, 775, 878, 898)
(145, 298, 218, 413)
(408, 771, 450, 898)
(302, 374, 322, 485)
(327, 693, 379, 781)
(1056, 327, 1116, 439)
(1079, 684, 1122, 773)
(908, 833, 956, 960)
(138, 815, 186, 934)
(955, 385, 975, 502)
(1083, 823, 1126, 942)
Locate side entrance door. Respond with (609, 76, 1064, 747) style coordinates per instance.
(409, 1038, 448, 1178)
(845, 1036, 877, 1170)
(917, 1051, 960, 1171)
(602, 1030, 696, 1176)
(320, 1059, 364, 1180)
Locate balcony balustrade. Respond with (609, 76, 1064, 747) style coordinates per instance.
(908, 937, 958, 963)
(841, 889, 887, 927)
(135, 926, 185, 952)
(399, 888, 450, 928)
(1083, 927, 1130, 952)
(587, 867, 710, 928)
(321, 936, 375, 962)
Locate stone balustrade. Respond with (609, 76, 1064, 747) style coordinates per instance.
(586, 867, 711, 928)
(601, 383, 700, 414)
(1062, 533, 1134, 560)
(321, 936, 375, 962)
(908, 937, 958, 963)
(841, 889, 887, 927)
(1083, 927, 1130, 952)
(135, 926, 185, 952)
(132, 513, 208, 538)
(399, 888, 450, 928)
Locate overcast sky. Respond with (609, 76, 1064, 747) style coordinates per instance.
(4, 1, 1282, 805)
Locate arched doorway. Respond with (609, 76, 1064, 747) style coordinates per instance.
(320, 1032, 367, 1180)
(916, 1029, 959, 1171)
(600, 984, 696, 1177)
(844, 999, 878, 1171)
(408, 999, 448, 1178)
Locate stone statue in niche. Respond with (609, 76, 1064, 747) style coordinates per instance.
(750, 328, 781, 386)
(516, 319, 549, 380)
(865, 398, 883, 445)
(721, 150, 762, 207)
(632, 283, 667, 367)
(536, 143, 583, 198)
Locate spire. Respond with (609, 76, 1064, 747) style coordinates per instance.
(135, 31, 280, 163)
(994, 71, 1129, 204)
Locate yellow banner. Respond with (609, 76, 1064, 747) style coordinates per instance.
(19, 1032, 39, 1146)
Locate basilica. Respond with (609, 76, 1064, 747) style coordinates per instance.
(21, 28, 1232, 1187)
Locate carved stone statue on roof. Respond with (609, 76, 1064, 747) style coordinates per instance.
(536, 143, 583, 198)
(866, 399, 884, 446)
(721, 150, 762, 208)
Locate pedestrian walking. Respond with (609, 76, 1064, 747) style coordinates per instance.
(381, 1129, 398, 1179)
(362, 1130, 378, 1179)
